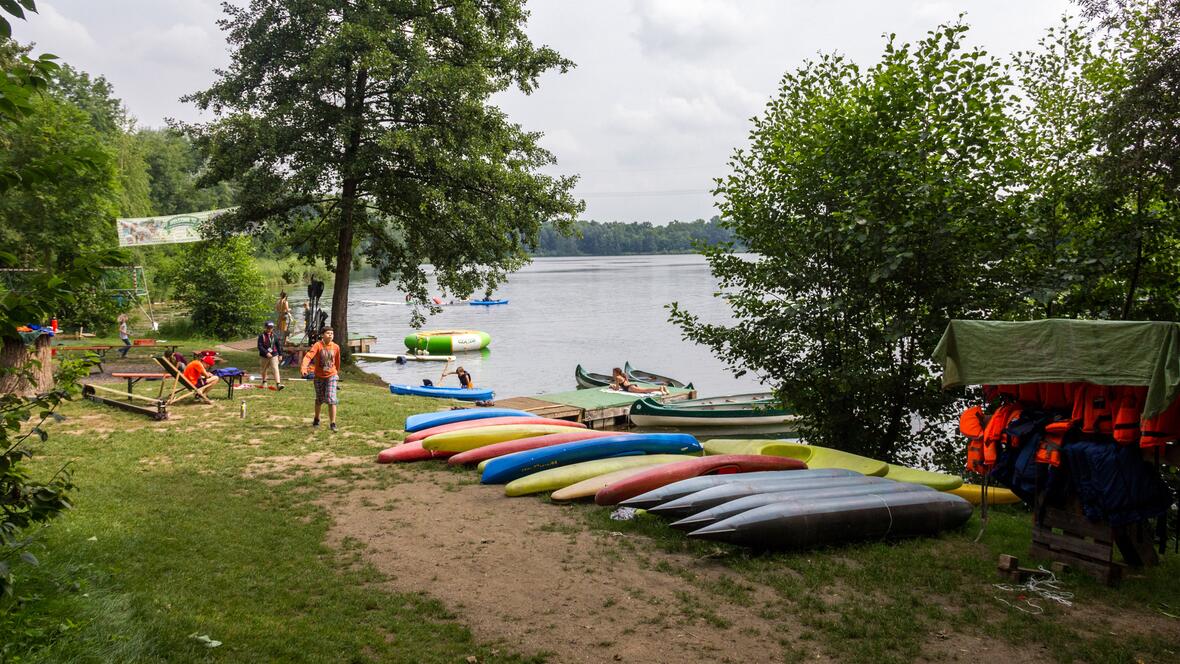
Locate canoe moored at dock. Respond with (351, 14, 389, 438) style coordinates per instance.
(669, 481, 935, 531)
(405, 407, 537, 432)
(629, 395, 794, 428)
(404, 329, 491, 353)
(945, 483, 1022, 505)
(389, 384, 494, 401)
(623, 362, 691, 388)
(618, 468, 862, 510)
(448, 430, 625, 465)
(406, 416, 584, 443)
(593, 455, 809, 506)
(574, 363, 689, 389)
(480, 433, 702, 485)
(422, 424, 583, 453)
(377, 441, 457, 463)
(504, 455, 696, 497)
(574, 364, 614, 388)
(650, 475, 883, 520)
(686, 491, 974, 548)
(704, 440, 889, 476)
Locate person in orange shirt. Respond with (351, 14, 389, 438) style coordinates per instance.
(183, 354, 220, 398)
(300, 327, 342, 431)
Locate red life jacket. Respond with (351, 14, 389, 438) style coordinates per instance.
(1141, 398, 1180, 448)
(1112, 386, 1147, 446)
(1071, 383, 1114, 436)
(1017, 383, 1040, 405)
(1037, 420, 1070, 466)
(1037, 382, 1071, 411)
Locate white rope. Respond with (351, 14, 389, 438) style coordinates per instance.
(993, 566, 1075, 613)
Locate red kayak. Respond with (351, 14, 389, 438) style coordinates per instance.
(447, 429, 626, 465)
(404, 416, 585, 443)
(594, 455, 808, 505)
(377, 440, 457, 463)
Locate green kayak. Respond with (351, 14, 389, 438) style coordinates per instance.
(882, 464, 963, 490)
(703, 439, 888, 477)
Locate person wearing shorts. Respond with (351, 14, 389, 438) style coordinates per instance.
(300, 327, 341, 431)
(257, 321, 284, 390)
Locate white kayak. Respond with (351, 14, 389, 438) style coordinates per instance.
(354, 352, 456, 362)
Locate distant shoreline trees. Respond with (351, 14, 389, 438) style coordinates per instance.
(533, 216, 737, 257)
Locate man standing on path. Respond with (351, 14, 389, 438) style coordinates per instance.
(300, 327, 341, 431)
(257, 321, 284, 390)
(117, 313, 131, 358)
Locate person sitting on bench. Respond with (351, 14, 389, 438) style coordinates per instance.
(183, 355, 220, 398)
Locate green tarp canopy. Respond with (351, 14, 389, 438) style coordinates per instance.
(932, 319, 1180, 419)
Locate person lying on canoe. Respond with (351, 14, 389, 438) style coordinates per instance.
(442, 366, 474, 388)
(610, 367, 668, 395)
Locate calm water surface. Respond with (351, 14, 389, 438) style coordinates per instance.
(345, 254, 766, 398)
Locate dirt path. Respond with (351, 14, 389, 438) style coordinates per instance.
(323, 466, 819, 663)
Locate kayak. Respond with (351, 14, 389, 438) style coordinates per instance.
(551, 466, 660, 501)
(389, 384, 494, 401)
(404, 329, 491, 353)
(670, 481, 935, 531)
(623, 362, 691, 389)
(504, 455, 696, 497)
(422, 424, 582, 453)
(377, 441, 457, 463)
(618, 468, 862, 510)
(687, 492, 974, 548)
(481, 433, 702, 485)
(704, 439, 888, 477)
(945, 483, 1022, 505)
(355, 352, 456, 362)
(448, 430, 625, 465)
(405, 416, 584, 443)
(405, 407, 536, 432)
(882, 463, 963, 491)
(593, 455, 809, 506)
(470, 300, 509, 306)
(650, 476, 885, 520)
(630, 395, 794, 428)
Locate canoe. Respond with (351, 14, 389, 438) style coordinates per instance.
(406, 416, 584, 443)
(650, 476, 885, 520)
(422, 424, 581, 453)
(448, 430, 625, 465)
(404, 329, 491, 353)
(405, 407, 536, 432)
(470, 300, 508, 306)
(390, 384, 494, 401)
(377, 441, 457, 463)
(687, 492, 974, 548)
(551, 466, 659, 501)
(618, 468, 862, 510)
(481, 433, 702, 485)
(945, 483, 1022, 505)
(355, 352, 456, 362)
(593, 455, 809, 506)
(704, 439, 888, 476)
(623, 362, 691, 389)
(670, 482, 935, 531)
(630, 395, 794, 428)
(504, 455, 696, 497)
(574, 364, 614, 388)
(882, 463, 963, 490)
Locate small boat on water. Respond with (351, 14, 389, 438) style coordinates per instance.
(470, 299, 509, 306)
(629, 394, 795, 428)
(574, 363, 689, 389)
(389, 384, 494, 401)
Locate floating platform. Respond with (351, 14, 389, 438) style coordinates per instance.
(495, 386, 696, 430)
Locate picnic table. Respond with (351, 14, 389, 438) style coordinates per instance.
(211, 368, 246, 400)
(55, 345, 113, 373)
(110, 372, 169, 399)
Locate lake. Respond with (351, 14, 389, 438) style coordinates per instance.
(344, 254, 766, 398)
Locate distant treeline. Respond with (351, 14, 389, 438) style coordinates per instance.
(534, 217, 739, 256)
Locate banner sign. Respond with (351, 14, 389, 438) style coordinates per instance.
(116, 208, 234, 247)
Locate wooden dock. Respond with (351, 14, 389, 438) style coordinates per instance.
(496, 385, 696, 430)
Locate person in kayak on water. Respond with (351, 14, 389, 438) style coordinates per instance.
(611, 367, 668, 395)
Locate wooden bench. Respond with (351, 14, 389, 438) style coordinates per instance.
(110, 372, 170, 399)
(55, 345, 113, 373)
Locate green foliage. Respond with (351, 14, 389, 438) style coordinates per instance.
(534, 217, 739, 256)
(134, 128, 235, 216)
(184, 0, 584, 339)
(672, 23, 1020, 469)
(173, 237, 268, 340)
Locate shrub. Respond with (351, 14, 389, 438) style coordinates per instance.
(174, 237, 268, 340)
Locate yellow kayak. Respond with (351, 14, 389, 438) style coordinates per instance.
(550, 466, 657, 501)
(883, 464, 963, 490)
(504, 455, 695, 497)
(703, 439, 888, 477)
(421, 424, 577, 453)
(945, 484, 1022, 505)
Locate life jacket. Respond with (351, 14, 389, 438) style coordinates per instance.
(1036, 420, 1071, 467)
(1071, 383, 1114, 436)
(1140, 397, 1180, 448)
(1017, 383, 1040, 406)
(964, 403, 1022, 474)
(960, 406, 987, 474)
(1037, 382, 1071, 411)
(1112, 386, 1147, 446)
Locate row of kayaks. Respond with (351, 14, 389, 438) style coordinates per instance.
(379, 408, 1020, 549)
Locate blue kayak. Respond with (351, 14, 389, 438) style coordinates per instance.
(481, 433, 701, 484)
(470, 299, 509, 306)
(404, 407, 536, 432)
(390, 384, 494, 402)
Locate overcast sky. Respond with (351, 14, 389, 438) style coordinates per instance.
(16, 0, 1073, 223)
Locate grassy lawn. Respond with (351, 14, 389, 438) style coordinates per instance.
(4, 344, 1179, 662)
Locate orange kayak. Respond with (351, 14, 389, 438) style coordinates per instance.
(447, 429, 625, 465)
(405, 416, 584, 443)
(594, 454, 808, 505)
(377, 440, 456, 463)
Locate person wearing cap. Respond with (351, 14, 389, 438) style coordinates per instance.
(183, 354, 220, 398)
(257, 320, 284, 390)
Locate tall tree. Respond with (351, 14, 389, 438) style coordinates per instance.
(671, 24, 1020, 468)
(184, 0, 582, 349)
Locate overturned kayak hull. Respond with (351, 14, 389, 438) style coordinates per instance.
(594, 455, 809, 506)
(504, 455, 696, 497)
(406, 416, 584, 443)
(390, 384, 494, 401)
(481, 434, 702, 485)
(448, 430, 624, 465)
(945, 483, 1022, 505)
(688, 492, 974, 548)
(651, 476, 884, 520)
(377, 441, 457, 463)
(704, 439, 889, 477)
(423, 424, 583, 453)
(551, 466, 657, 501)
(405, 407, 536, 432)
(619, 468, 862, 510)
(882, 464, 963, 491)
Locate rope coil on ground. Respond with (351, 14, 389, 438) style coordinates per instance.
(993, 566, 1075, 614)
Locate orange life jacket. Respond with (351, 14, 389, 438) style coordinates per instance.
(1141, 398, 1180, 448)
(1071, 383, 1114, 436)
(1037, 382, 1071, 411)
(964, 403, 1022, 474)
(1113, 386, 1147, 446)
(1017, 383, 1040, 405)
(960, 406, 988, 474)
(1037, 420, 1070, 466)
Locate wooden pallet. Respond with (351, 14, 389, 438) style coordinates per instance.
(1028, 501, 1160, 586)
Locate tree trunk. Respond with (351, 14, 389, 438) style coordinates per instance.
(0, 335, 53, 397)
(1122, 189, 1145, 320)
(329, 66, 369, 363)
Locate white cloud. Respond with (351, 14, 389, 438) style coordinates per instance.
(631, 0, 751, 60)
(21, 1, 95, 51)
